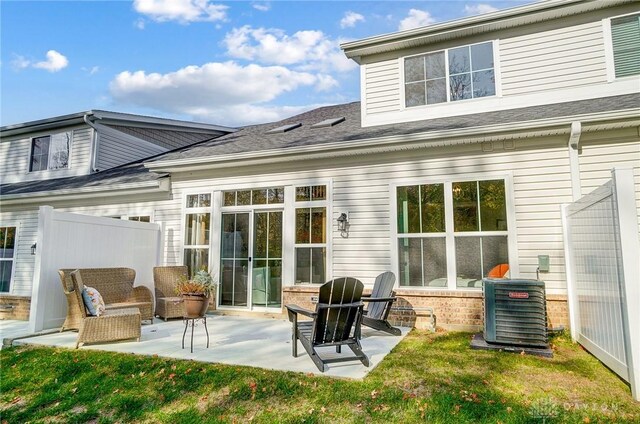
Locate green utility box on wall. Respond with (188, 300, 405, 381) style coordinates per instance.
(483, 279, 548, 348)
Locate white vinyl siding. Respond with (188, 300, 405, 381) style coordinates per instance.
(162, 138, 573, 291)
(363, 59, 401, 115)
(95, 131, 166, 171)
(500, 21, 607, 96)
(0, 126, 94, 184)
(579, 136, 640, 227)
(0, 211, 38, 296)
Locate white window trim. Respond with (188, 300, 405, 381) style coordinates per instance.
(603, 12, 640, 83)
(28, 130, 74, 174)
(181, 191, 214, 272)
(390, 172, 518, 291)
(401, 39, 500, 111)
(0, 223, 18, 295)
(292, 181, 332, 286)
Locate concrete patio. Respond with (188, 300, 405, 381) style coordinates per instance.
(6, 315, 409, 379)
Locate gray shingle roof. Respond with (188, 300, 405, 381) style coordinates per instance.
(150, 93, 640, 162)
(0, 163, 166, 197)
(2, 93, 638, 197)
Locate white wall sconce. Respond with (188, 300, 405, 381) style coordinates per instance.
(337, 212, 349, 237)
(31, 243, 37, 255)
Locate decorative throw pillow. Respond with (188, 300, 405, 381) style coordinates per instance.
(82, 286, 106, 316)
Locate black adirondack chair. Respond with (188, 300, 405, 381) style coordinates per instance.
(286, 277, 370, 372)
(361, 271, 401, 335)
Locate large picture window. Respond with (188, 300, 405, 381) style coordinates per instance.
(610, 13, 640, 78)
(404, 41, 495, 108)
(29, 132, 71, 172)
(0, 227, 16, 292)
(397, 179, 510, 289)
(294, 185, 327, 284)
(183, 194, 211, 277)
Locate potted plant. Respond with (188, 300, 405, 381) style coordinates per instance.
(175, 269, 218, 317)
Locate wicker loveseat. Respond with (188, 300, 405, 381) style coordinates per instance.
(59, 267, 154, 331)
(70, 270, 141, 348)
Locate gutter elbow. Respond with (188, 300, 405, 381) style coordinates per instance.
(569, 121, 581, 150)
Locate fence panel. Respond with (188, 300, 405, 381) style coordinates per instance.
(28, 206, 163, 332)
(563, 167, 640, 401)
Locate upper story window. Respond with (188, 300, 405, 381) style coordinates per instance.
(404, 41, 495, 108)
(611, 13, 640, 78)
(29, 132, 71, 172)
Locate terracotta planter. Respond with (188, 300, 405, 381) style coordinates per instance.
(182, 294, 209, 317)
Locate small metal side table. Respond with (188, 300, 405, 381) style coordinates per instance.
(182, 315, 209, 353)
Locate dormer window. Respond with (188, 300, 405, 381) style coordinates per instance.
(404, 41, 495, 108)
(29, 132, 71, 172)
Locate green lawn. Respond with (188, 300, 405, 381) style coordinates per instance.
(1, 330, 638, 423)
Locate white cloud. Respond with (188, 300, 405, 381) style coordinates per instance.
(33, 50, 68, 72)
(135, 18, 146, 29)
(464, 3, 498, 15)
(192, 103, 321, 126)
(10, 55, 30, 71)
(340, 11, 365, 28)
(133, 0, 228, 23)
(398, 9, 436, 31)
(82, 66, 100, 75)
(252, 2, 270, 12)
(109, 61, 333, 125)
(223, 26, 356, 73)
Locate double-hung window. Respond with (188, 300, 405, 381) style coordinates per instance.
(30, 132, 71, 172)
(294, 185, 327, 284)
(396, 179, 510, 289)
(0, 227, 16, 293)
(404, 41, 496, 107)
(610, 13, 640, 78)
(183, 194, 211, 276)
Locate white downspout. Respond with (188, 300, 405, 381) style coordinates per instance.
(568, 121, 582, 201)
(83, 113, 100, 173)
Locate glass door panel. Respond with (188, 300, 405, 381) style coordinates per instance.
(252, 211, 283, 308)
(220, 213, 249, 307)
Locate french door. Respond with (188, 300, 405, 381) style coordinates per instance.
(219, 210, 282, 309)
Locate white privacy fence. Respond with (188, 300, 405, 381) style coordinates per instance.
(29, 206, 163, 333)
(562, 167, 640, 401)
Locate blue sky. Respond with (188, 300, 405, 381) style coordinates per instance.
(1, 0, 532, 127)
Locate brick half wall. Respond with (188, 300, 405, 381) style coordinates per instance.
(0, 295, 32, 321)
(282, 286, 569, 332)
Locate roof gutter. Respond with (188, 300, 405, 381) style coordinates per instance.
(0, 178, 170, 205)
(145, 108, 640, 173)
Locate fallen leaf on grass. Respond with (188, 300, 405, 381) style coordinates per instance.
(168, 373, 176, 380)
(507, 407, 513, 413)
(583, 418, 591, 423)
(371, 390, 379, 399)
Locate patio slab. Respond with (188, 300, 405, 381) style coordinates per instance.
(12, 315, 410, 379)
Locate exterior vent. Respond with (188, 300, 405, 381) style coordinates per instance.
(266, 123, 302, 134)
(311, 117, 345, 128)
(483, 278, 548, 348)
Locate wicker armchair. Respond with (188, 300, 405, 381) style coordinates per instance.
(59, 268, 154, 330)
(153, 266, 188, 320)
(70, 270, 141, 348)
